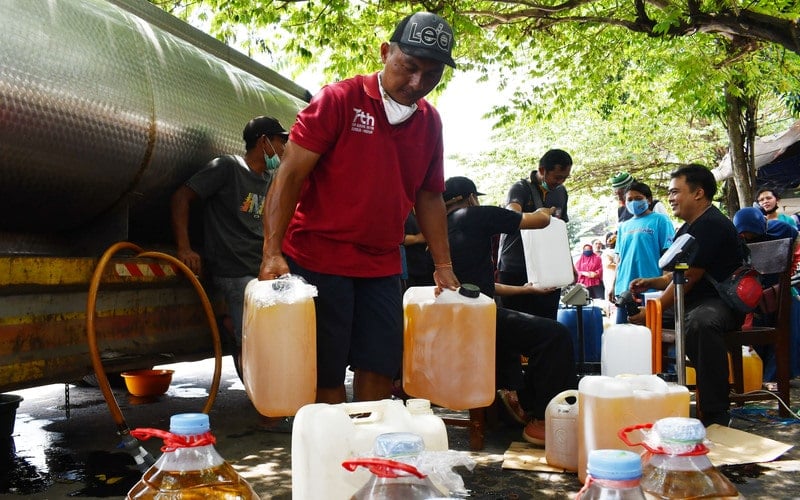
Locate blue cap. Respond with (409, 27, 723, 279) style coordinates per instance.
(373, 432, 425, 458)
(587, 449, 642, 481)
(169, 413, 210, 436)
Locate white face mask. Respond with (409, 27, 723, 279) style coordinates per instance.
(378, 72, 417, 125)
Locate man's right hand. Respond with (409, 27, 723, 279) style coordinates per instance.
(259, 254, 290, 280)
(177, 248, 202, 276)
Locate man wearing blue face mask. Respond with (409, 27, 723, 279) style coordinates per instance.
(171, 115, 289, 378)
(611, 180, 675, 323)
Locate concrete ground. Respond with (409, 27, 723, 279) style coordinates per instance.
(1, 356, 799, 499)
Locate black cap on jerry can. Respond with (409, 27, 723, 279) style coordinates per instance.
(458, 283, 481, 298)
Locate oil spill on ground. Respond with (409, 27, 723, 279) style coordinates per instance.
(67, 450, 141, 497)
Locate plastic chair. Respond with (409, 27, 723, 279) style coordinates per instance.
(645, 238, 794, 418)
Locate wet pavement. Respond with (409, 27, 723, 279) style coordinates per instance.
(1, 357, 799, 499)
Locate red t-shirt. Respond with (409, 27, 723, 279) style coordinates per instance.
(283, 72, 445, 277)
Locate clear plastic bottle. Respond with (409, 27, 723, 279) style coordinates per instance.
(577, 449, 647, 499)
(127, 413, 258, 499)
(639, 417, 739, 499)
(343, 432, 446, 499)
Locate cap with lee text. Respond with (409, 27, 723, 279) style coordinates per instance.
(390, 12, 456, 68)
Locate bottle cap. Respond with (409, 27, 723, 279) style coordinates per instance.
(652, 417, 705, 450)
(458, 283, 481, 298)
(169, 413, 211, 436)
(587, 449, 642, 480)
(373, 432, 425, 458)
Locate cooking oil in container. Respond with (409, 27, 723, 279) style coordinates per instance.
(639, 417, 740, 499)
(242, 276, 317, 416)
(578, 375, 690, 483)
(403, 285, 496, 410)
(127, 413, 257, 499)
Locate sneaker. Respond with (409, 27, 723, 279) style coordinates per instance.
(522, 419, 546, 446)
(497, 389, 530, 425)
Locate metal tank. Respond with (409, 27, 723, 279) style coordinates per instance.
(0, 0, 310, 255)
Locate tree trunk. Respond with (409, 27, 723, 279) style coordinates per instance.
(723, 84, 758, 210)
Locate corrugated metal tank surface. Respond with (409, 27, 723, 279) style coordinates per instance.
(0, 0, 307, 254)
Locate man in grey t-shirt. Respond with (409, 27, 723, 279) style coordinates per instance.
(171, 116, 289, 376)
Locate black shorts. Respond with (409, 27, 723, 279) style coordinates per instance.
(288, 258, 403, 388)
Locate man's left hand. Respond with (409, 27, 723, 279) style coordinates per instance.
(433, 267, 460, 295)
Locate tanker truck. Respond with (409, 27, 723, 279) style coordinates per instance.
(0, 0, 311, 392)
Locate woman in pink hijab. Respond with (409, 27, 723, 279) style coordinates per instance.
(575, 243, 604, 299)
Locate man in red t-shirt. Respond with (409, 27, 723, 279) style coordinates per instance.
(259, 12, 460, 404)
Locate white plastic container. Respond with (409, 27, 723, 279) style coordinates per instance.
(601, 324, 653, 376)
(544, 389, 579, 472)
(242, 276, 317, 417)
(520, 217, 573, 288)
(403, 285, 496, 410)
(291, 398, 448, 500)
(577, 374, 690, 483)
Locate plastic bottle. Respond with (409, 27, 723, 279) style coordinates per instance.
(638, 417, 739, 499)
(242, 275, 317, 416)
(343, 432, 446, 499)
(601, 324, 652, 376)
(403, 284, 496, 410)
(576, 449, 646, 499)
(127, 413, 258, 499)
(520, 217, 574, 288)
(291, 398, 449, 499)
(545, 389, 579, 471)
(578, 375, 690, 483)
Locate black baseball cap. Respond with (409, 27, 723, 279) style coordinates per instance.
(242, 116, 289, 145)
(444, 176, 485, 203)
(390, 12, 456, 68)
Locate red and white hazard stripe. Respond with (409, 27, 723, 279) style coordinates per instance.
(115, 262, 178, 278)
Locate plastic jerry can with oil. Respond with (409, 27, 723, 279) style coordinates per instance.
(577, 374, 690, 483)
(403, 284, 496, 410)
(242, 276, 317, 417)
(601, 323, 653, 376)
(520, 217, 574, 288)
(291, 398, 448, 500)
(544, 389, 579, 471)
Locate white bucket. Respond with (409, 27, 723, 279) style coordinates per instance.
(601, 323, 652, 376)
(545, 389, 579, 471)
(520, 217, 573, 288)
(291, 398, 448, 500)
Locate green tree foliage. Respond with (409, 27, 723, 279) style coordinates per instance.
(152, 0, 800, 213)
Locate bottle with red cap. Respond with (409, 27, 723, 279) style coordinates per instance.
(127, 413, 257, 499)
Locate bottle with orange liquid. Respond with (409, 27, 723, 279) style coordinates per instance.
(637, 417, 740, 499)
(403, 284, 496, 410)
(242, 276, 317, 416)
(127, 413, 258, 499)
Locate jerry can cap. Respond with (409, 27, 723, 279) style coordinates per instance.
(458, 283, 481, 298)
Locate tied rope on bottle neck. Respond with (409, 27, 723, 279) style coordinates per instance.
(130, 428, 217, 453)
(618, 423, 709, 456)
